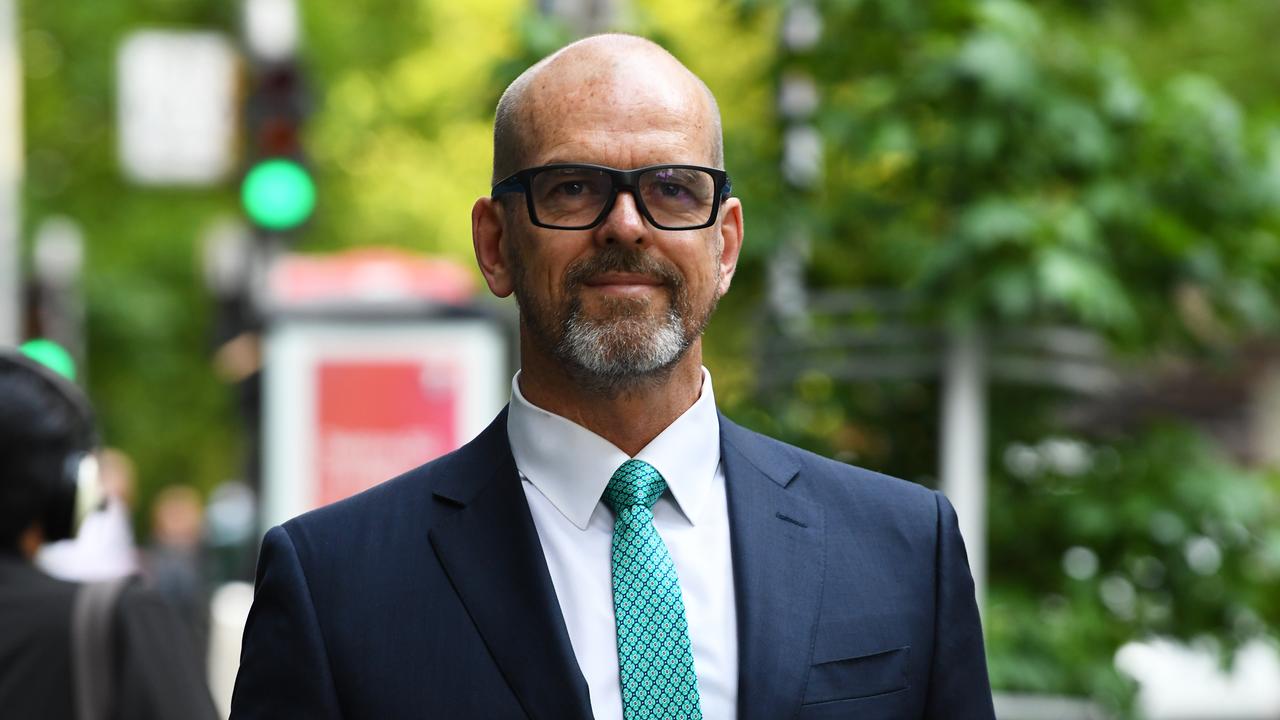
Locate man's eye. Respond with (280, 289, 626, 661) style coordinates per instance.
(658, 183, 688, 198)
(556, 182, 587, 196)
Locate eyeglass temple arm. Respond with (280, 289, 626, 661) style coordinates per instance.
(491, 176, 524, 198)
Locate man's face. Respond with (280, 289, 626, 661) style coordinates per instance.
(509, 233, 707, 385)
(496, 64, 740, 390)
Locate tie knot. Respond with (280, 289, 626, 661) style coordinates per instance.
(602, 459, 667, 513)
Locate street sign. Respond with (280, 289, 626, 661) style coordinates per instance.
(261, 317, 508, 530)
(117, 31, 238, 185)
(258, 250, 508, 531)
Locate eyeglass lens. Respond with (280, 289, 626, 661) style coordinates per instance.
(529, 166, 717, 229)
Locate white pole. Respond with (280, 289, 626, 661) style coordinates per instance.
(0, 0, 23, 345)
(940, 327, 987, 610)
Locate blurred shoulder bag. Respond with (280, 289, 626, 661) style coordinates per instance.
(71, 576, 132, 720)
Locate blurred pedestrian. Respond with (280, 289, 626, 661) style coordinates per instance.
(0, 348, 217, 720)
(143, 484, 211, 658)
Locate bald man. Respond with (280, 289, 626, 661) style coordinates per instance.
(231, 35, 994, 720)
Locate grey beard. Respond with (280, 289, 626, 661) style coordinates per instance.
(557, 298, 691, 391)
(510, 240, 719, 394)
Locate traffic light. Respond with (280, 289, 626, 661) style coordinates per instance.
(242, 157, 314, 231)
(241, 59, 314, 232)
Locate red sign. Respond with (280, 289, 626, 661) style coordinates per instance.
(315, 360, 458, 506)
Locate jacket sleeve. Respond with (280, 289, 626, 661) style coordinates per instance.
(230, 525, 343, 720)
(924, 491, 997, 718)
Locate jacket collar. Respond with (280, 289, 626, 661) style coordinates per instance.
(428, 408, 594, 720)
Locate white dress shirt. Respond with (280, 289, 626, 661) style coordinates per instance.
(508, 368, 738, 720)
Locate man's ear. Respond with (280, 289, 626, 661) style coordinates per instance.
(472, 197, 515, 298)
(19, 522, 44, 560)
(715, 197, 744, 297)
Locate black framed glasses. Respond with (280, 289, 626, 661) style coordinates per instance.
(491, 163, 733, 231)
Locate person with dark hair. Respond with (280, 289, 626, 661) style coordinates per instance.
(0, 348, 218, 720)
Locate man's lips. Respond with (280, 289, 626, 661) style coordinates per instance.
(583, 272, 664, 287)
(581, 272, 667, 297)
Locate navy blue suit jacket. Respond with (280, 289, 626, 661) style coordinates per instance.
(230, 409, 995, 719)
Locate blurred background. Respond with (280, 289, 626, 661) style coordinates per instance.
(4, 0, 1280, 717)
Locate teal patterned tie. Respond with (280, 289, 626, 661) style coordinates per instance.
(601, 459, 703, 720)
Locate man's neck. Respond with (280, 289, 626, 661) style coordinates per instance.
(517, 339, 705, 457)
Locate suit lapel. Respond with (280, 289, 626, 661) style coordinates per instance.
(428, 410, 593, 720)
(720, 415, 825, 720)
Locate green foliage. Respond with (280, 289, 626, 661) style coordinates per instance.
(984, 587, 1140, 714)
(732, 370, 941, 483)
(986, 414, 1280, 714)
(303, 0, 527, 260)
(774, 0, 1280, 345)
(21, 0, 241, 531)
(1072, 0, 1280, 114)
(721, 0, 1280, 708)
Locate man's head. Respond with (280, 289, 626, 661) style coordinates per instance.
(0, 351, 95, 556)
(491, 36, 725, 185)
(472, 35, 743, 394)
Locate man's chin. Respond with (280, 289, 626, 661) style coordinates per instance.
(556, 314, 690, 387)
(561, 348, 686, 394)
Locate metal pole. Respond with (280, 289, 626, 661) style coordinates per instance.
(940, 327, 987, 610)
(770, 1, 821, 334)
(0, 0, 23, 345)
(540, 0, 618, 36)
(33, 217, 86, 365)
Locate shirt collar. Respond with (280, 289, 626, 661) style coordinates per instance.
(507, 368, 721, 530)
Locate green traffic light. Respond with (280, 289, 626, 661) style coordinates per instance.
(20, 338, 77, 380)
(241, 158, 316, 231)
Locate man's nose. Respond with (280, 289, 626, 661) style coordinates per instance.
(594, 189, 648, 245)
